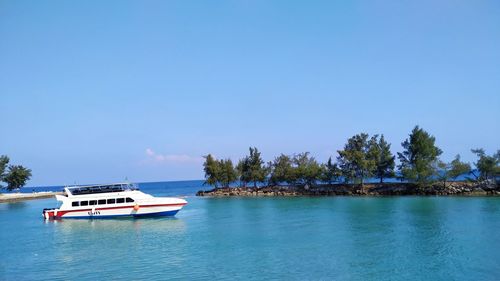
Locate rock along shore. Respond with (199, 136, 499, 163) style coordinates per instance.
(0, 191, 62, 203)
(197, 182, 500, 197)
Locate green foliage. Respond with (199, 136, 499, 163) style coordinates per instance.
(292, 152, 322, 186)
(435, 160, 449, 187)
(337, 133, 375, 185)
(203, 154, 237, 188)
(219, 159, 237, 187)
(269, 154, 294, 185)
(397, 126, 442, 186)
(203, 154, 221, 187)
(236, 158, 249, 187)
(496, 151, 500, 180)
(0, 156, 32, 191)
(435, 155, 472, 187)
(202, 132, 496, 189)
(321, 157, 341, 184)
(269, 153, 323, 186)
(0, 155, 10, 187)
(448, 155, 472, 180)
(368, 135, 395, 183)
(3, 165, 32, 191)
(238, 147, 268, 188)
(471, 149, 500, 181)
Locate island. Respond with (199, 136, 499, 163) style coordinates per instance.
(197, 126, 500, 197)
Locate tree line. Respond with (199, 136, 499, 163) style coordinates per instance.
(203, 126, 500, 188)
(0, 155, 32, 191)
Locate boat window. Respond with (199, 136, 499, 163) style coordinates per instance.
(80, 201, 89, 206)
(116, 198, 125, 204)
(107, 198, 116, 204)
(126, 197, 134, 203)
(89, 200, 97, 206)
(69, 184, 128, 195)
(72, 201, 79, 207)
(98, 199, 106, 205)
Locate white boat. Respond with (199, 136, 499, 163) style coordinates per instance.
(42, 183, 187, 219)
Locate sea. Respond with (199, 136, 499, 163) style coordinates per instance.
(1, 180, 499, 280)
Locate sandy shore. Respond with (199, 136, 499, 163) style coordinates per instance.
(0, 191, 62, 203)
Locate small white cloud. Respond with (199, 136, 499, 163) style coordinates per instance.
(144, 148, 203, 164)
(146, 148, 155, 156)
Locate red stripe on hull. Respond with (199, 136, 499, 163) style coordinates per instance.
(47, 203, 186, 218)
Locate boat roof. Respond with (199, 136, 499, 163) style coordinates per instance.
(65, 183, 138, 196)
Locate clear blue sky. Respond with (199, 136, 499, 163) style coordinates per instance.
(1, 1, 499, 186)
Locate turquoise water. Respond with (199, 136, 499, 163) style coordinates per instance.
(1, 181, 500, 280)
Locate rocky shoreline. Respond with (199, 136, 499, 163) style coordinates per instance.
(197, 182, 500, 197)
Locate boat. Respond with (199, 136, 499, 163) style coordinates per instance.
(42, 183, 187, 219)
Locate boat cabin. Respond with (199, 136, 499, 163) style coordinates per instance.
(64, 183, 138, 196)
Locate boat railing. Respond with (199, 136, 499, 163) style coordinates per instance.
(69, 183, 138, 195)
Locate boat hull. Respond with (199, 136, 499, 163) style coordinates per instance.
(43, 203, 185, 219)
